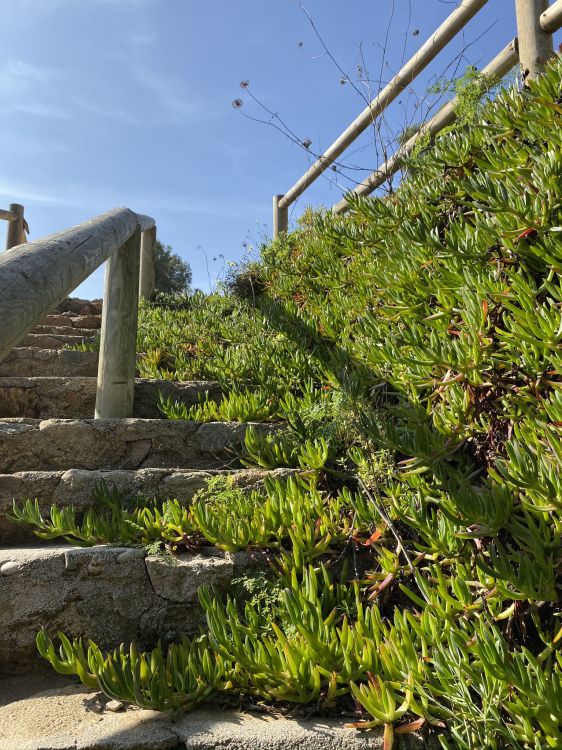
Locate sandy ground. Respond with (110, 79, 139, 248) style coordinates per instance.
(0, 673, 179, 750)
(0, 673, 431, 750)
(0, 673, 102, 739)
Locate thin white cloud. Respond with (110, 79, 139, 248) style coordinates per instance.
(94, 0, 155, 5)
(11, 102, 72, 120)
(95, 0, 154, 4)
(2, 132, 73, 156)
(128, 33, 156, 46)
(144, 193, 265, 221)
(73, 97, 140, 124)
(0, 59, 51, 95)
(0, 59, 73, 123)
(0, 179, 264, 220)
(0, 58, 140, 125)
(14, 0, 155, 10)
(131, 65, 202, 123)
(127, 64, 228, 127)
(0, 181, 75, 207)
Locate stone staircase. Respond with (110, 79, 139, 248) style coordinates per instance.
(0, 298, 281, 674)
(0, 298, 427, 750)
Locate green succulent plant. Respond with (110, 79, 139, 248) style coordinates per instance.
(24, 58, 562, 747)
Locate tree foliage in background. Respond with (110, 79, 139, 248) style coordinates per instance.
(154, 241, 192, 294)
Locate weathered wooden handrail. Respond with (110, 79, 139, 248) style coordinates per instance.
(2, 203, 26, 249)
(139, 226, 157, 299)
(516, 0, 553, 80)
(333, 39, 519, 214)
(272, 0, 489, 232)
(541, 0, 562, 32)
(0, 209, 17, 222)
(0, 206, 157, 418)
(272, 0, 561, 234)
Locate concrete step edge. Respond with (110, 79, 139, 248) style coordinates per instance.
(32, 325, 99, 336)
(21, 334, 97, 351)
(0, 673, 432, 750)
(41, 314, 101, 329)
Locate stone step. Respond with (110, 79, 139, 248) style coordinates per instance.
(0, 348, 99, 377)
(0, 675, 422, 750)
(0, 377, 221, 419)
(0, 418, 272, 473)
(53, 297, 103, 316)
(0, 543, 252, 672)
(0, 676, 421, 750)
(31, 324, 96, 337)
(40, 313, 101, 330)
(0, 467, 293, 545)
(21, 333, 95, 351)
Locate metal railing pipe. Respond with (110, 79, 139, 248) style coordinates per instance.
(277, 0, 489, 213)
(332, 39, 519, 214)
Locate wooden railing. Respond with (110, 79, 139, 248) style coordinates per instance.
(1, 203, 28, 249)
(273, 0, 562, 234)
(0, 207, 157, 419)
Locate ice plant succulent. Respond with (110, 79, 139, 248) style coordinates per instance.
(23, 58, 562, 748)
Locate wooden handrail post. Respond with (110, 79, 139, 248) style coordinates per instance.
(95, 226, 141, 419)
(139, 226, 156, 299)
(515, 0, 553, 82)
(273, 195, 288, 238)
(540, 0, 562, 33)
(5, 203, 24, 250)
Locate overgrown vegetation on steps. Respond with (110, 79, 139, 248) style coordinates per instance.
(18, 58, 562, 749)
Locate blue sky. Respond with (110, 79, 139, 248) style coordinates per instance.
(1, 0, 556, 298)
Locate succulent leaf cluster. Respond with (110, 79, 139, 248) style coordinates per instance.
(20, 58, 562, 748)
